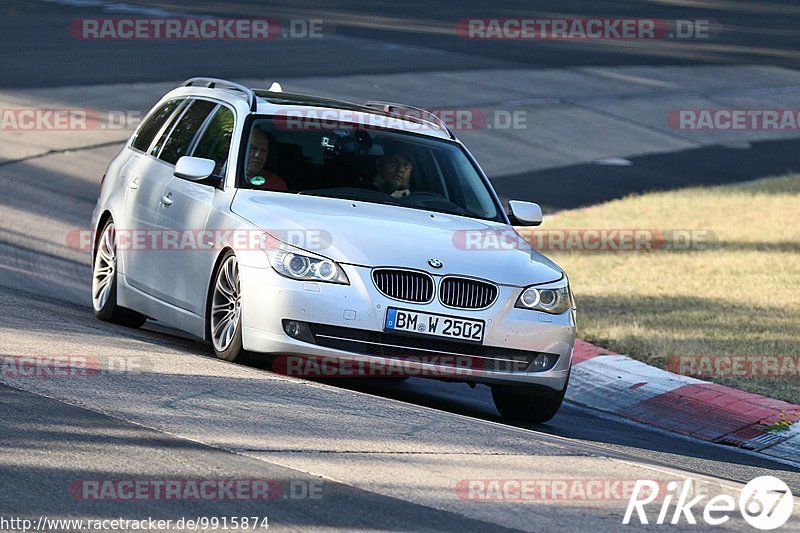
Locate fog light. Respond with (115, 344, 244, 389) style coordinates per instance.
(531, 353, 550, 371)
(281, 320, 315, 343)
(285, 321, 303, 338)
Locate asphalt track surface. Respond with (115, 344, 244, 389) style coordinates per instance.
(1, 1, 800, 530)
(0, 111, 798, 533)
(2, 0, 800, 88)
(5, 0, 800, 206)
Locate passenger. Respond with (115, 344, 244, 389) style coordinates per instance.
(246, 129, 288, 191)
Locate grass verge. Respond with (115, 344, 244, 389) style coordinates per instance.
(522, 174, 800, 404)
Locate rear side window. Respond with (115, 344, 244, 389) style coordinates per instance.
(158, 100, 218, 165)
(131, 100, 180, 152)
(192, 106, 235, 175)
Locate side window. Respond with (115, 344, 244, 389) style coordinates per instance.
(149, 100, 189, 157)
(191, 106, 235, 176)
(131, 100, 180, 152)
(158, 100, 218, 165)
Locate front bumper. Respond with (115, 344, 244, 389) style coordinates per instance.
(239, 263, 575, 390)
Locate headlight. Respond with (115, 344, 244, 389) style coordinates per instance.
(515, 279, 571, 314)
(260, 233, 349, 284)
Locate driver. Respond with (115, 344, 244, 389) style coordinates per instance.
(373, 152, 414, 198)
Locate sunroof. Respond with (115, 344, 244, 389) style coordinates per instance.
(251, 89, 450, 134)
(253, 90, 368, 111)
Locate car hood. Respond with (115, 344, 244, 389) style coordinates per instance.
(231, 191, 563, 287)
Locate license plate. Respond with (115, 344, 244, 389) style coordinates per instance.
(384, 308, 484, 343)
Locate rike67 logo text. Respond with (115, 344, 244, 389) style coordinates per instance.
(624, 476, 793, 530)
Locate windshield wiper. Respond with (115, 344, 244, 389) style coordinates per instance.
(411, 204, 473, 217)
(298, 189, 481, 219)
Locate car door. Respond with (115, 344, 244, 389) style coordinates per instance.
(118, 98, 186, 294)
(150, 100, 230, 313)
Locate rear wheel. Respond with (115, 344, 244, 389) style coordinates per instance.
(491, 374, 569, 423)
(92, 219, 147, 328)
(209, 252, 246, 362)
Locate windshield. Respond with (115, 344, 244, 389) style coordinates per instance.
(238, 116, 501, 221)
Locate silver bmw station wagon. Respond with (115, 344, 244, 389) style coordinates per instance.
(91, 77, 576, 422)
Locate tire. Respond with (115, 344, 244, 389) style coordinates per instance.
(91, 219, 147, 328)
(208, 251, 246, 362)
(491, 373, 569, 423)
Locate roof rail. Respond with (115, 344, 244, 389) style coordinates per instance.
(363, 101, 454, 139)
(181, 77, 257, 112)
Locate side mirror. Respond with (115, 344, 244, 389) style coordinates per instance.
(508, 200, 543, 226)
(174, 156, 216, 181)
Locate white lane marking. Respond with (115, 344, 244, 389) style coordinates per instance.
(39, 0, 450, 57)
(593, 157, 633, 166)
(581, 68, 679, 88)
(39, 0, 196, 18)
(101, 3, 188, 17)
(320, 34, 450, 56)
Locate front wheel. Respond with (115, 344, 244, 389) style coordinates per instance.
(491, 374, 569, 423)
(209, 252, 246, 362)
(92, 219, 147, 328)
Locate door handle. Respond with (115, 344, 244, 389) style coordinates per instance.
(128, 176, 139, 190)
(160, 193, 173, 206)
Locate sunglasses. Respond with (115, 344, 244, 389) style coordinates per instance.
(384, 157, 413, 168)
